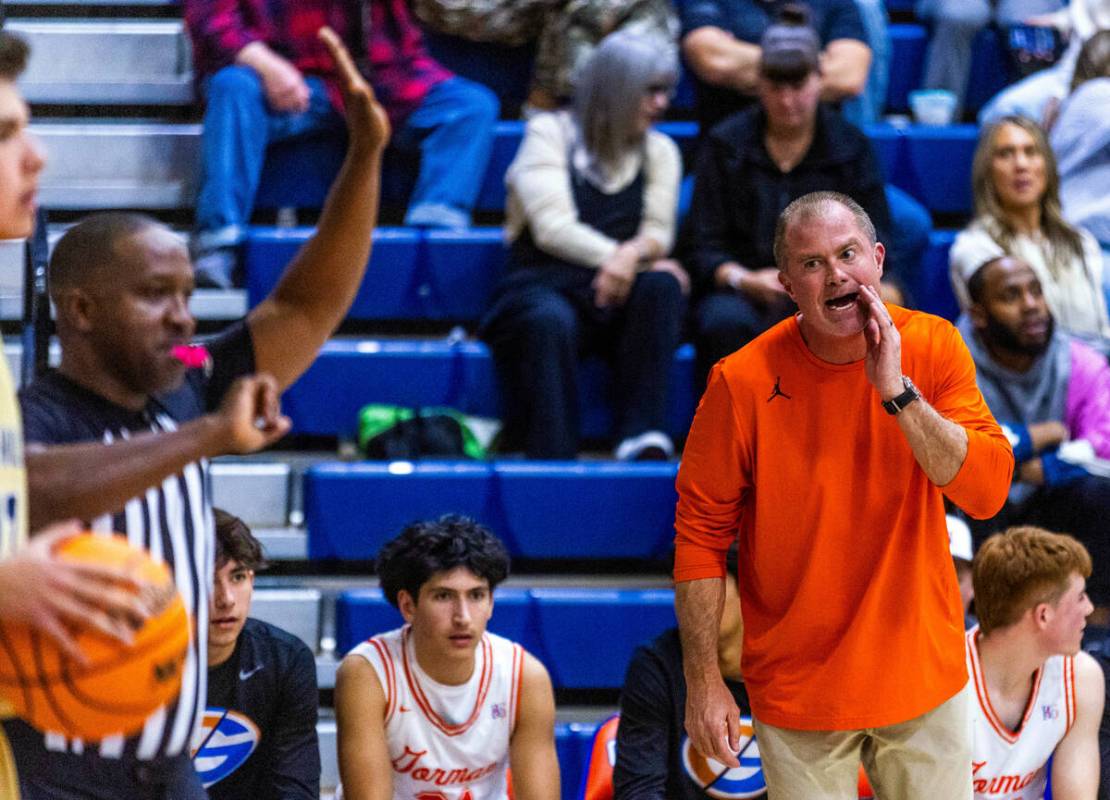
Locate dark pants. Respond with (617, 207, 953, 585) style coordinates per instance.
(970, 474, 1110, 605)
(483, 269, 685, 459)
(692, 291, 794, 391)
(6, 720, 206, 800)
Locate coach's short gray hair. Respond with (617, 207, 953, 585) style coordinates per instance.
(772, 191, 877, 268)
(573, 29, 677, 173)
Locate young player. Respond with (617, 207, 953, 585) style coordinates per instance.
(336, 516, 559, 800)
(968, 526, 1104, 799)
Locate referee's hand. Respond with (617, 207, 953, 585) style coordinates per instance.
(215, 373, 292, 454)
(685, 674, 742, 768)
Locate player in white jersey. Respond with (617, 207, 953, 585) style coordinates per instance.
(336, 516, 559, 800)
(967, 526, 1105, 799)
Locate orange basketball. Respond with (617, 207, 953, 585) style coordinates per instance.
(0, 533, 190, 740)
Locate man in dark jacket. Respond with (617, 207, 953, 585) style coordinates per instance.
(687, 13, 898, 388)
(195, 510, 320, 799)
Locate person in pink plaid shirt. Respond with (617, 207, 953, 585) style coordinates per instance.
(184, 0, 498, 286)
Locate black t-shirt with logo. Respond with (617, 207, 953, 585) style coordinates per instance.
(614, 627, 766, 799)
(196, 618, 319, 799)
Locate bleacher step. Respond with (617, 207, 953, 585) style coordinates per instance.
(11, 18, 193, 105)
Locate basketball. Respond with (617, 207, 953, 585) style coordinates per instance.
(0, 533, 190, 739)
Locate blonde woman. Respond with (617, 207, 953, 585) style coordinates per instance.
(950, 115, 1108, 349)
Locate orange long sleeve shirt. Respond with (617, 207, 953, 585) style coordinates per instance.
(674, 306, 1013, 730)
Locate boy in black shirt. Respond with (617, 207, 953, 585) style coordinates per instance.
(612, 544, 765, 799)
(195, 510, 319, 799)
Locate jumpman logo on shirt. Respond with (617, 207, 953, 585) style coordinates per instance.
(767, 376, 792, 403)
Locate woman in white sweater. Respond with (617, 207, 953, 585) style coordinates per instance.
(481, 30, 686, 460)
(950, 115, 1109, 349)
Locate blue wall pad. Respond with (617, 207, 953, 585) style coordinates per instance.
(901, 125, 978, 214)
(245, 227, 422, 318)
(888, 25, 927, 113)
(306, 462, 679, 562)
(532, 588, 676, 689)
(496, 462, 678, 560)
(246, 227, 508, 322)
(305, 463, 496, 560)
(281, 340, 697, 441)
(334, 588, 677, 690)
(334, 587, 537, 657)
(915, 229, 959, 321)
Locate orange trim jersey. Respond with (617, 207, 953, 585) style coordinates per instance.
(348, 626, 524, 800)
(674, 307, 1013, 730)
(966, 627, 1076, 800)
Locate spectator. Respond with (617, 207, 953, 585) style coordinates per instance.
(675, 192, 1012, 796)
(613, 544, 765, 799)
(918, 0, 1065, 118)
(413, 0, 680, 115)
(686, 10, 906, 387)
(335, 516, 558, 800)
(950, 115, 1109, 351)
(183, 0, 498, 287)
(1050, 31, 1110, 274)
(978, 0, 1110, 125)
(967, 527, 1103, 799)
(480, 30, 686, 460)
(5, 31, 387, 799)
(683, 4, 929, 328)
(197, 510, 319, 798)
(679, 0, 871, 132)
(956, 254, 1110, 606)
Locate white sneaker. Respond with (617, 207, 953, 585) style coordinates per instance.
(614, 430, 674, 461)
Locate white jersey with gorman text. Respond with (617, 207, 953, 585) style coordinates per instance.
(966, 627, 1076, 800)
(349, 625, 524, 800)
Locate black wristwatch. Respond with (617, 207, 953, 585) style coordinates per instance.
(882, 376, 921, 415)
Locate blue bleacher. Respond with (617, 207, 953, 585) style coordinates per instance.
(914, 229, 960, 320)
(305, 462, 678, 561)
(334, 587, 676, 690)
(556, 722, 600, 800)
(248, 119, 979, 223)
(281, 340, 697, 441)
(334, 587, 540, 657)
(248, 220, 966, 325)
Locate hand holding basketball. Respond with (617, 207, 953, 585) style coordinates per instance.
(0, 533, 190, 740)
(0, 521, 151, 663)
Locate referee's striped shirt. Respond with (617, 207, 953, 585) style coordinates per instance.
(17, 322, 254, 763)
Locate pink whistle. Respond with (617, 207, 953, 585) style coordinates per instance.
(171, 344, 211, 370)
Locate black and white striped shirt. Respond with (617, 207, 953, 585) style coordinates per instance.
(17, 322, 254, 764)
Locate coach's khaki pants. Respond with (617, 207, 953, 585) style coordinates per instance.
(753, 683, 972, 800)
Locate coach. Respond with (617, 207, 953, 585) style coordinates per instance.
(674, 191, 1013, 798)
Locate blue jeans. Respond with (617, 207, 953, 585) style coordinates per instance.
(195, 67, 498, 248)
(843, 0, 891, 125)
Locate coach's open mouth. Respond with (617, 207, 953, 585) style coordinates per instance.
(825, 292, 859, 310)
